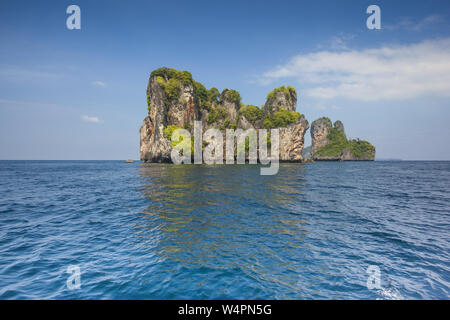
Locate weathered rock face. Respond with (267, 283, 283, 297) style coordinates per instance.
(140, 73, 197, 162)
(278, 116, 309, 161)
(310, 117, 375, 161)
(263, 86, 297, 114)
(311, 117, 332, 155)
(140, 115, 172, 162)
(237, 115, 253, 130)
(221, 90, 240, 123)
(333, 120, 346, 139)
(140, 68, 309, 163)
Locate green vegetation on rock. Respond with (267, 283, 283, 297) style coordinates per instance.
(263, 108, 301, 129)
(155, 76, 181, 101)
(348, 139, 375, 158)
(315, 127, 375, 158)
(163, 125, 181, 141)
(150, 68, 307, 138)
(207, 105, 227, 124)
(151, 67, 193, 85)
(266, 86, 296, 100)
(239, 105, 263, 124)
(315, 117, 332, 126)
(263, 104, 273, 114)
(193, 81, 209, 110)
(163, 125, 194, 155)
(155, 76, 165, 87)
(172, 135, 194, 155)
(223, 89, 241, 103)
(221, 118, 231, 130)
(152, 67, 194, 102)
(208, 88, 220, 104)
(164, 78, 181, 101)
(194, 83, 222, 111)
(315, 128, 348, 157)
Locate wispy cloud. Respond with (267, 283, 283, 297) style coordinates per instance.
(92, 81, 107, 88)
(318, 34, 355, 51)
(0, 67, 61, 81)
(312, 102, 339, 110)
(261, 38, 450, 101)
(81, 115, 101, 123)
(384, 14, 444, 31)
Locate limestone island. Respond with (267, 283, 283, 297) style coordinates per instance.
(140, 67, 375, 163)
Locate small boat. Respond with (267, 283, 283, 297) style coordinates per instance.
(125, 160, 134, 163)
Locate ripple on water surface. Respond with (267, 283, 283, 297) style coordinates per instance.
(0, 160, 449, 299)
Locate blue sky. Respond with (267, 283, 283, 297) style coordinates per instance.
(0, 0, 449, 160)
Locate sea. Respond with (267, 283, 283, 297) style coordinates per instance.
(0, 160, 448, 299)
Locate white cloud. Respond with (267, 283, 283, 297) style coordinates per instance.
(385, 14, 444, 31)
(0, 67, 61, 81)
(312, 102, 339, 110)
(81, 115, 101, 123)
(261, 38, 450, 101)
(319, 34, 355, 51)
(92, 81, 107, 88)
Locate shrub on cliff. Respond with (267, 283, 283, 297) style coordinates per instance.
(164, 78, 181, 101)
(155, 76, 181, 101)
(266, 86, 296, 100)
(152, 68, 195, 102)
(207, 105, 227, 124)
(348, 139, 375, 158)
(315, 128, 348, 157)
(151, 67, 193, 85)
(263, 108, 301, 128)
(314, 117, 332, 127)
(315, 128, 375, 158)
(163, 125, 194, 155)
(151, 67, 171, 79)
(194, 83, 222, 110)
(208, 88, 220, 104)
(194, 81, 209, 110)
(239, 105, 263, 123)
(223, 89, 241, 103)
(163, 125, 181, 140)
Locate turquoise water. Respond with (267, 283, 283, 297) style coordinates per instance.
(0, 160, 449, 299)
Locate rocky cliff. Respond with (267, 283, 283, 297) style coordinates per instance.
(140, 67, 309, 163)
(310, 117, 375, 161)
